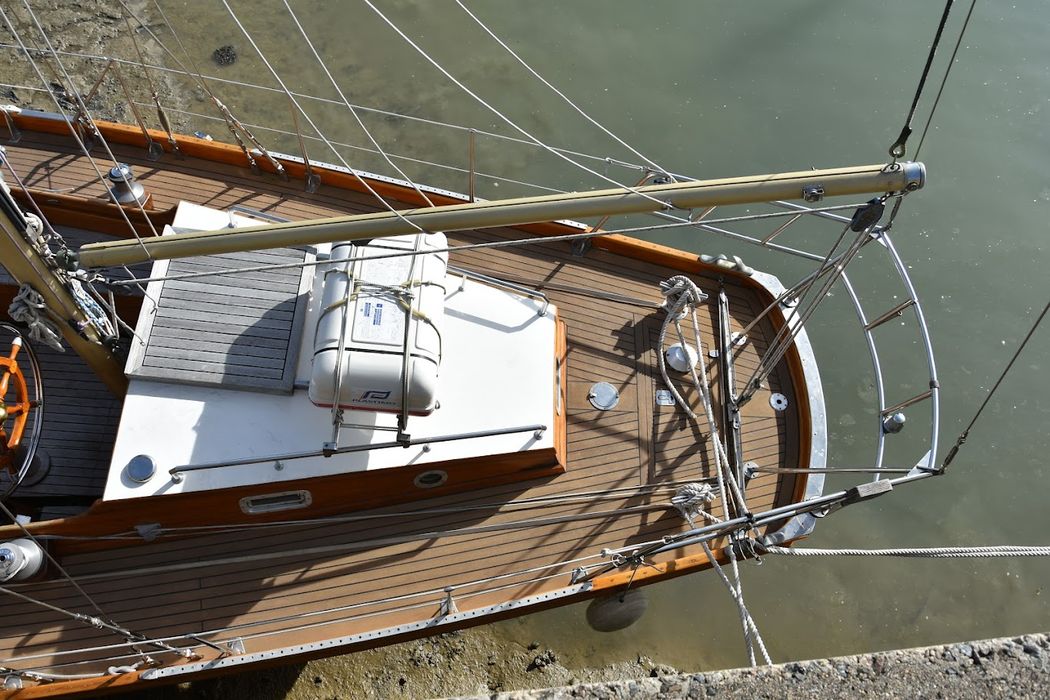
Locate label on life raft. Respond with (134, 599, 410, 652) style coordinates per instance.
(352, 297, 405, 346)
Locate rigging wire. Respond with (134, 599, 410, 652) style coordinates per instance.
(279, 0, 435, 208)
(453, 0, 674, 181)
(359, 0, 672, 211)
(16, 1, 164, 245)
(30, 504, 665, 583)
(739, 221, 876, 402)
(0, 42, 672, 181)
(915, 0, 980, 158)
(3, 549, 613, 669)
(0, 6, 160, 313)
(143, 0, 287, 177)
(122, 15, 180, 155)
(0, 5, 158, 260)
(105, 202, 866, 288)
(0, 500, 171, 661)
(215, 0, 429, 235)
(940, 298, 1049, 470)
(888, 0, 955, 159)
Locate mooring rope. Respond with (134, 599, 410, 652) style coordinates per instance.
(758, 544, 1050, 558)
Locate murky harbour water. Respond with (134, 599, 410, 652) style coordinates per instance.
(5, 0, 1050, 683)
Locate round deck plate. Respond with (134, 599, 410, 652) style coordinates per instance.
(770, 393, 789, 411)
(588, 382, 620, 411)
(125, 454, 157, 483)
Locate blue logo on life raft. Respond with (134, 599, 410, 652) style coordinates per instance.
(361, 301, 384, 325)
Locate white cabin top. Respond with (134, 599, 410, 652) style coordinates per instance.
(103, 203, 557, 500)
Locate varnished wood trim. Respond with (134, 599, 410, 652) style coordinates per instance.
(0, 671, 144, 699)
(3, 448, 563, 555)
(11, 187, 174, 239)
(589, 546, 722, 591)
(554, 318, 568, 468)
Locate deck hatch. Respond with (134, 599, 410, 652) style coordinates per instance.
(126, 205, 313, 393)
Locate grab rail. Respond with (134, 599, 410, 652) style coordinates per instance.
(168, 423, 547, 482)
(449, 265, 549, 316)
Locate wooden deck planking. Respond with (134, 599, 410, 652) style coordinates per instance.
(0, 133, 810, 676)
(127, 245, 310, 393)
(4, 341, 120, 501)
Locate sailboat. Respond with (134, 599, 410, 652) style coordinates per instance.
(0, 3, 944, 696)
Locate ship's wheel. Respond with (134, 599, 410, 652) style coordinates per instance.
(0, 323, 43, 499)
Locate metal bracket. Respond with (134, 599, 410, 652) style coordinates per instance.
(844, 478, 893, 505)
(743, 461, 758, 484)
(226, 638, 246, 656)
(436, 586, 458, 618)
(134, 523, 161, 542)
(716, 287, 746, 492)
(802, 185, 824, 202)
(0, 107, 21, 144)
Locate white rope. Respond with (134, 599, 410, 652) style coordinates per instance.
(8, 284, 62, 351)
(658, 275, 769, 666)
(658, 277, 748, 514)
(0, 660, 145, 683)
(761, 545, 1050, 558)
(670, 483, 719, 525)
(656, 276, 708, 418)
(700, 541, 772, 666)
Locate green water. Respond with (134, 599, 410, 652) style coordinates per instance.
(79, 0, 1050, 670)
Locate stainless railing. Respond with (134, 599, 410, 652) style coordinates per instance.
(168, 423, 547, 482)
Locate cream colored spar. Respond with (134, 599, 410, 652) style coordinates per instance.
(77, 162, 924, 268)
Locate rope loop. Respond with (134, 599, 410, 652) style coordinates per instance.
(8, 284, 63, 351)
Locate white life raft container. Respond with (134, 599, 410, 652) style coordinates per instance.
(309, 232, 448, 414)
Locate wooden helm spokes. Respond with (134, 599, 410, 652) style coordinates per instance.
(0, 337, 31, 473)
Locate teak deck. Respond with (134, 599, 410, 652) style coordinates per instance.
(0, 120, 813, 694)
